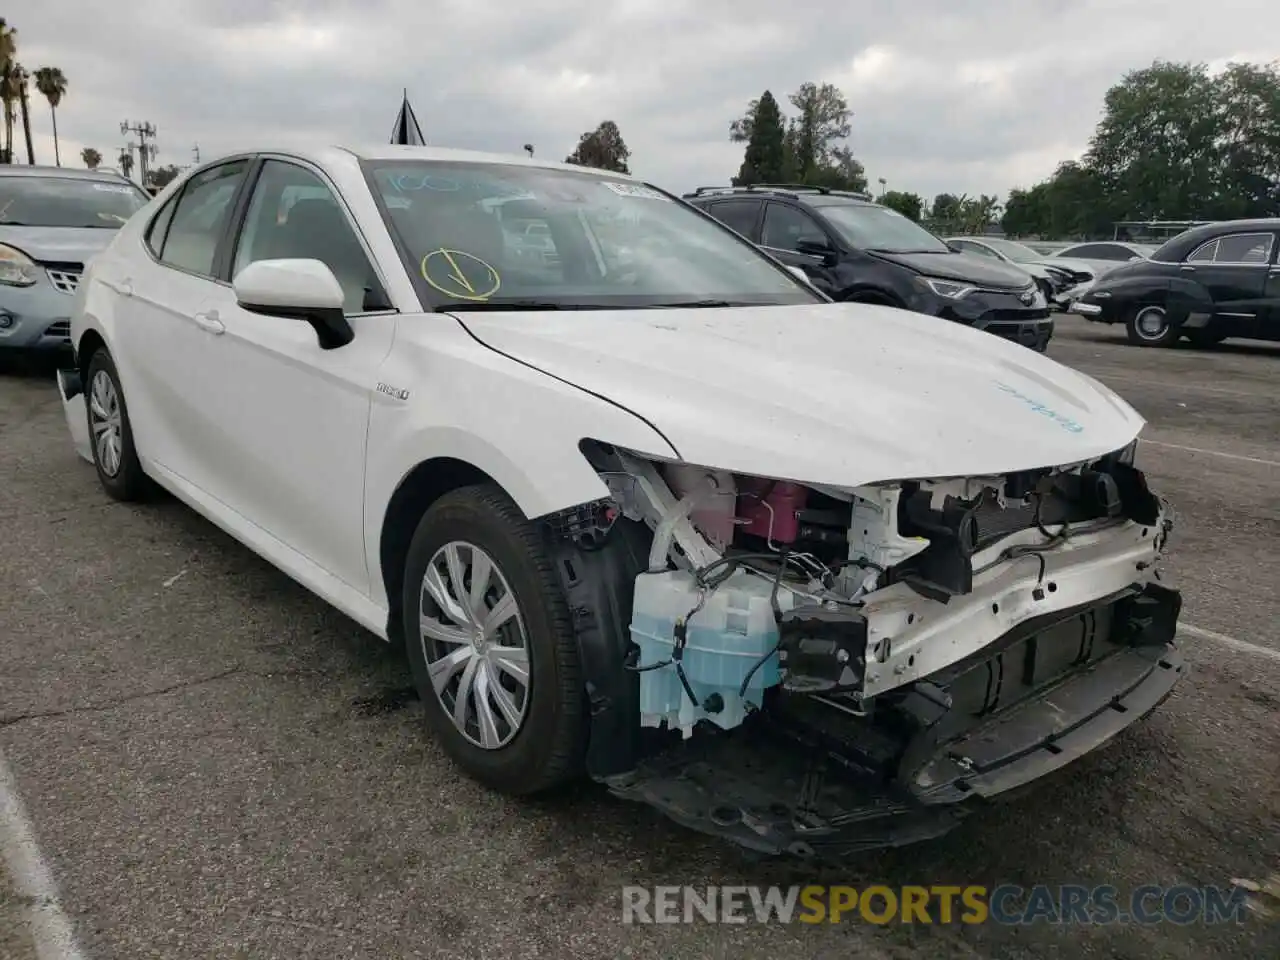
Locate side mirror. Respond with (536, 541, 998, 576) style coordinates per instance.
(785, 265, 810, 283)
(945, 241, 962, 253)
(233, 258, 354, 350)
(794, 238, 837, 264)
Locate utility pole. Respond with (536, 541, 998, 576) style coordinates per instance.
(120, 120, 157, 184)
(192, 144, 200, 165)
(523, 144, 534, 158)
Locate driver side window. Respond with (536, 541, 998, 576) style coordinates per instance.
(231, 160, 388, 315)
(761, 203, 828, 253)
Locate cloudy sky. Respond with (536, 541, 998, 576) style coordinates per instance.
(11, 0, 1280, 201)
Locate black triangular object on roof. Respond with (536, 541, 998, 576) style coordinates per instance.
(390, 90, 425, 146)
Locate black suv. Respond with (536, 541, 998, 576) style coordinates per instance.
(685, 185, 1054, 351)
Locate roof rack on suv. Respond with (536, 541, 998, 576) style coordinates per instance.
(682, 184, 874, 201)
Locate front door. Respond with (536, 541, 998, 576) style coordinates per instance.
(185, 157, 398, 596)
(758, 201, 841, 294)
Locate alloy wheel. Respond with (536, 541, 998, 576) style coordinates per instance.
(89, 369, 123, 477)
(418, 541, 531, 750)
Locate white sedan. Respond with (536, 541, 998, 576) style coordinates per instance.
(57, 144, 1185, 857)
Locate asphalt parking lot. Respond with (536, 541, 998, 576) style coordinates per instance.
(1, 315, 1277, 960)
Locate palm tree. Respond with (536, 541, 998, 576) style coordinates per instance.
(80, 146, 101, 169)
(0, 64, 20, 164)
(33, 67, 67, 166)
(0, 19, 17, 164)
(17, 65, 34, 164)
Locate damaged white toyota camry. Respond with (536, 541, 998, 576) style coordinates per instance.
(57, 145, 1184, 858)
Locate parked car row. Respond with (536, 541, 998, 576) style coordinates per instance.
(44, 143, 1184, 859)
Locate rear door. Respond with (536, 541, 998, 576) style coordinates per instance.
(1183, 231, 1273, 321)
(702, 197, 764, 242)
(112, 158, 253, 483)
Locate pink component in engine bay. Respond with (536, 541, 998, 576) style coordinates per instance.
(736, 478, 808, 544)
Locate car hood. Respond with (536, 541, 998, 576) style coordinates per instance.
(869, 250, 1032, 290)
(453, 302, 1145, 488)
(0, 225, 119, 265)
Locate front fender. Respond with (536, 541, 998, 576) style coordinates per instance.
(362, 317, 679, 611)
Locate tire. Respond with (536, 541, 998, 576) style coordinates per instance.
(401, 484, 585, 795)
(1125, 305, 1179, 347)
(1184, 329, 1227, 348)
(84, 349, 152, 501)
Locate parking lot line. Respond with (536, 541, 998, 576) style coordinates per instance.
(0, 751, 86, 960)
(1181, 623, 1280, 663)
(1140, 438, 1280, 467)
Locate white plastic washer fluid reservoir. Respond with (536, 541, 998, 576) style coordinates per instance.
(630, 568, 796, 738)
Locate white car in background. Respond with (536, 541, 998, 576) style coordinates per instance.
(56, 144, 1184, 858)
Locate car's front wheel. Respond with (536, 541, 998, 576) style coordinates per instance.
(401, 485, 586, 795)
(85, 349, 152, 501)
(1125, 305, 1179, 347)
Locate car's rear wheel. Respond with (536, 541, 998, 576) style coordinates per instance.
(1125, 305, 1179, 347)
(85, 349, 152, 501)
(401, 485, 586, 795)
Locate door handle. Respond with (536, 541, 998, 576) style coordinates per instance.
(1179, 265, 1195, 272)
(192, 310, 225, 335)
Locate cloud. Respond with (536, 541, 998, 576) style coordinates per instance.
(7, 0, 1280, 200)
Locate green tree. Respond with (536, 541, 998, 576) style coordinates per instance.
(1213, 62, 1280, 218)
(879, 189, 924, 221)
(80, 146, 101, 169)
(565, 120, 630, 174)
(147, 164, 180, 189)
(785, 82, 853, 181)
(729, 82, 865, 191)
(1085, 60, 1220, 220)
(32, 66, 67, 166)
(731, 90, 787, 185)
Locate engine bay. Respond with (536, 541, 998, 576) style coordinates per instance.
(575, 439, 1168, 737)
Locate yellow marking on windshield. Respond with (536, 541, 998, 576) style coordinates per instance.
(421, 248, 501, 301)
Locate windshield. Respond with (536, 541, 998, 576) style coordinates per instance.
(816, 202, 950, 254)
(363, 161, 822, 309)
(0, 176, 150, 228)
(978, 238, 1042, 262)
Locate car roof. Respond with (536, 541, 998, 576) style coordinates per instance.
(210, 143, 641, 181)
(1150, 218, 1280, 260)
(0, 164, 135, 182)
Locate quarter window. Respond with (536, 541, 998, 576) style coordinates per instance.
(761, 203, 828, 252)
(1186, 240, 1218, 263)
(231, 160, 388, 314)
(158, 160, 249, 277)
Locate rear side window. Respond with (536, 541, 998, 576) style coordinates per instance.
(1213, 233, 1273, 264)
(706, 199, 762, 239)
(1064, 243, 1129, 260)
(156, 160, 249, 277)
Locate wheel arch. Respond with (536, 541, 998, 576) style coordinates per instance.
(378, 457, 503, 639)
